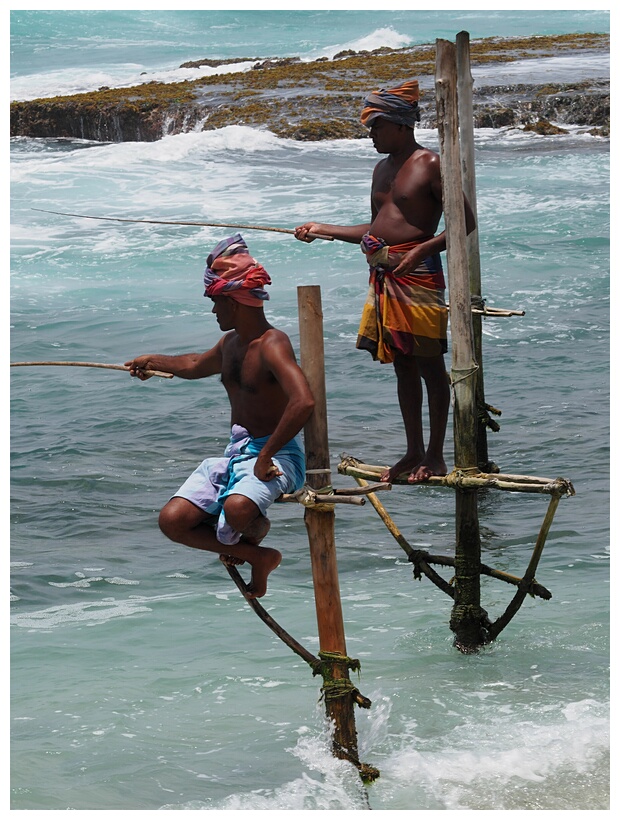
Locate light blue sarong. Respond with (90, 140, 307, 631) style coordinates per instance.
(173, 424, 305, 546)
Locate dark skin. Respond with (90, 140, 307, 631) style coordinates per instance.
(125, 296, 315, 597)
(295, 116, 475, 483)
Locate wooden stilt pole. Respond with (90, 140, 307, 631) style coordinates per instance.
(456, 31, 498, 473)
(436, 39, 489, 651)
(297, 285, 378, 780)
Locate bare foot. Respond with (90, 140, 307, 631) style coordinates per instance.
(245, 547, 282, 599)
(408, 456, 447, 484)
(219, 554, 245, 567)
(380, 452, 424, 483)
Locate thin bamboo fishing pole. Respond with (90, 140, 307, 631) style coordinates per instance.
(11, 361, 174, 379)
(31, 208, 334, 241)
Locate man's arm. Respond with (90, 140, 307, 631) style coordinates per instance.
(253, 332, 315, 481)
(295, 160, 382, 244)
(125, 338, 224, 381)
(294, 222, 370, 244)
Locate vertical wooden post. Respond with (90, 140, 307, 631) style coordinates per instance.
(435, 39, 489, 650)
(456, 30, 496, 472)
(297, 285, 361, 765)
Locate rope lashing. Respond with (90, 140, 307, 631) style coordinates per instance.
(279, 481, 391, 508)
(450, 364, 480, 386)
(321, 678, 364, 704)
(450, 363, 480, 387)
(303, 468, 334, 507)
(287, 487, 363, 510)
(442, 467, 482, 490)
(450, 363, 480, 407)
(295, 488, 331, 508)
(312, 651, 371, 709)
(311, 650, 361, 677)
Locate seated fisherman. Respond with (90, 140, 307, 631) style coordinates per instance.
(126, 235, 315, 598)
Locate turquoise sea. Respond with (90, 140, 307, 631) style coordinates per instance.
(10, 7, 610, 814)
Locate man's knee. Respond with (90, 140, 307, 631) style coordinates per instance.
(223, 494, 261, 533)
(158, 498, 202, 542)
(158, 502, 183, 541)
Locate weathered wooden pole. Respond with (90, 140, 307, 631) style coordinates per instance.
(297, 285, 376, 777)
(456, 31, 497, 473)
(435, 39, 489, 650)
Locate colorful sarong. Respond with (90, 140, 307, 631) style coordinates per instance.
(173, 424, 305, 546)
(356, 233, 448, 364)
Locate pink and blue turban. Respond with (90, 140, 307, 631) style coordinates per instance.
(204, 234, 271, 307)
(360, 80, 421, 128)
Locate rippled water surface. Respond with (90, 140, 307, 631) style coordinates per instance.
(10, 8, 610, 812)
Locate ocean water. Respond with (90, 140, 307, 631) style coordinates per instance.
(9, 8, 610, 814)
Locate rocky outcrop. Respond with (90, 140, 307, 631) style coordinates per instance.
(469, 81, 609, 132)
(10, 33, 609, 142)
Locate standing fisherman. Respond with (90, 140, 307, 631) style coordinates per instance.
(295, 80, 475, 483)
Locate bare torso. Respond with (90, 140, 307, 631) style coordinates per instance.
(220, 328, 292, 438)
(369, 146, 443, 245)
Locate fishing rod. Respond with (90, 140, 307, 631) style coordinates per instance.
(31, 208, 334, 241)
(11, 361, 174, 379)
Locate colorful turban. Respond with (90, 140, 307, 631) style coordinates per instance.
(204, 234, 271, 306)
(360, 80, 421, 128)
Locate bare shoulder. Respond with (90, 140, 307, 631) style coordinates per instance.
(260, 327, 295, 353)
(259, 327, 299, 367)
(411, 147, 441, 173)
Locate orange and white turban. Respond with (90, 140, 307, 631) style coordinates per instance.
(360, 80, 421, 128)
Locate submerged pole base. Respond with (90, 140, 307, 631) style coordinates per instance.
(330, 734, 380, 784)
(449, 603, 492, 653)
(313, 651, 379, 782)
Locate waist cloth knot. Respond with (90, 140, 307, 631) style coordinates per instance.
(356, 233, 448, 364)
(172, 424, 306, 546)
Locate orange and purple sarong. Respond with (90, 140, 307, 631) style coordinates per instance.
(356, 233, 448, 364)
